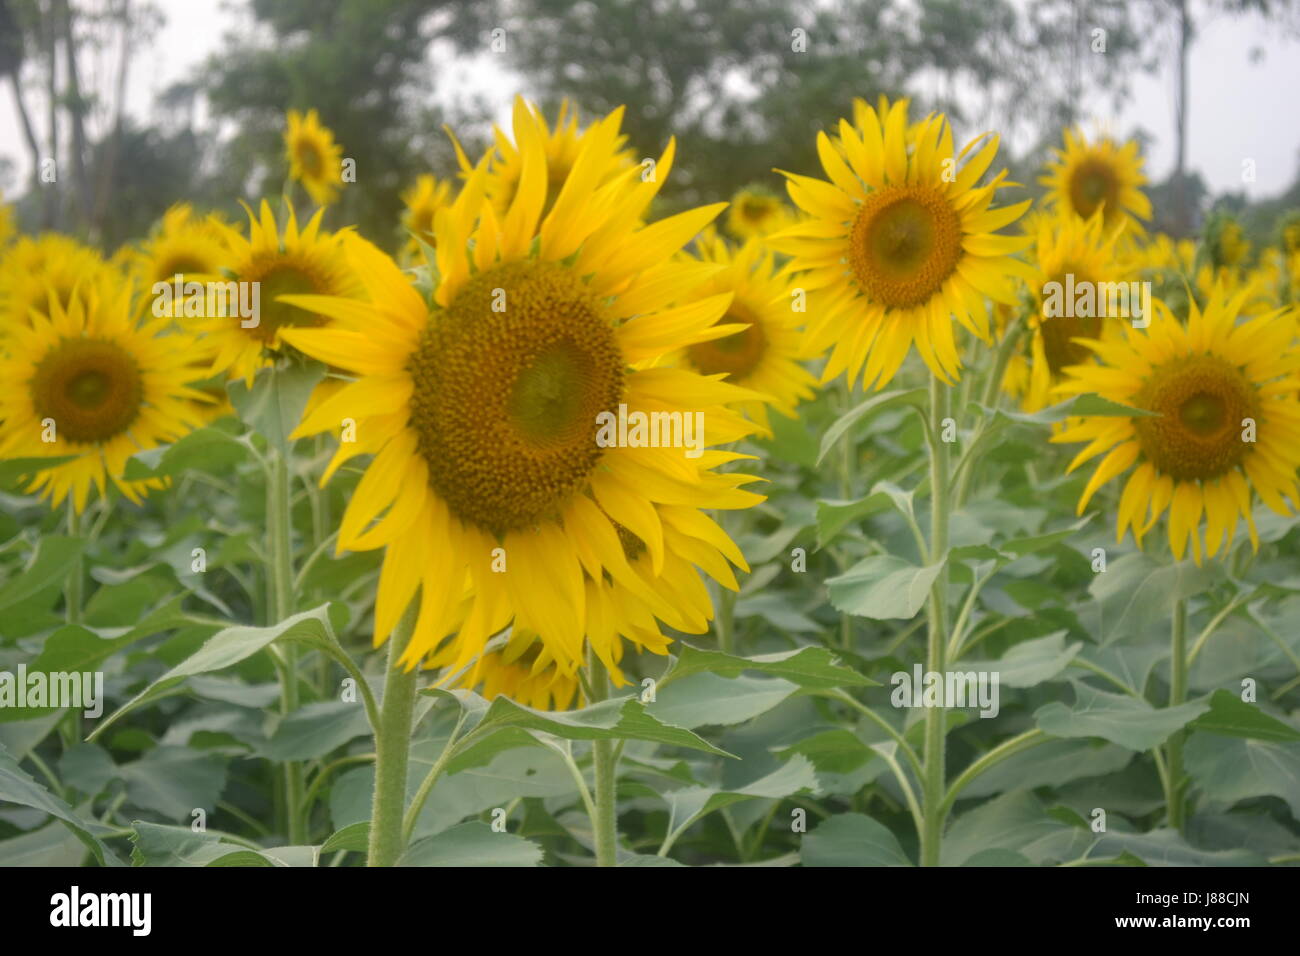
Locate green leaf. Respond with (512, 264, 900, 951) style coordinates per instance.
(462, 694, 734, 757)
(649, 672, 798, 730)
(941, 790, 1087, 866)
(964, 631, 1081, 689)
(0, 820, 89, 866)
(88, 605, 336, 741)
(399, 821, 543, 866)
(959, 739, 1133, 800)
(1085, 555, 1219, 645)
(119, 746, 228, 819)
(1035, 683, 1210, 751)
(123, 425, 251, 480)
(658, 643, 876, 690)
(1187, 689, 1300, 743)
(827, 555, 944, 620)
(0, 743, 121, 866)
(0, 456, 77, 488)
(817, 387, 928, 465)
(0, 536, 83, 615)
(661, 757, 819, 848)
(1091, 828, 1264, 866)
(1184, 732, 1300, 818)
(320, 822, 369, 854)
(801, 813, 912, 866)
(263, 701, 371, 761)
(128, 822, 317, 867)
(227, 359, 325, 450)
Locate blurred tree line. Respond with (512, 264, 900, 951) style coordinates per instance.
(1, 0, 1298, 252)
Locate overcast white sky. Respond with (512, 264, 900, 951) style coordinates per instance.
(2, 0, 1299, 201)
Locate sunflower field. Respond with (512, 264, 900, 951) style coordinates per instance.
(2, 0, 1300, 879)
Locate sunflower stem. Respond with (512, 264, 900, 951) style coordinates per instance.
(367, 599, 419, 867)
(586, 645, 620, 867)
(920, 373, 951, 867)
(1165, 597, 1189, 832)
(267, 439, 306, 845)
(952, 314, 1022, 508)
(65, 503, 83, 626)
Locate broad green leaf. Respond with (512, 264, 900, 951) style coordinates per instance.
(0, 820, 88, 866)
(1085, 554, 1219, 645)
(1091, 828, 1264, 866)
(399, 821, 543, 867)
(88, 605, 336, 741)
(658, 643, 876, 690)
(661, 756, 818, 848)
(817, 387, 928, 465)
(1184, 732, 1300, 818)
(827, 555, 944, 620)
(463, 694, 733, 756)
(801, 813, 911, 866)
(263, 701, 371, 761)
(0, 536, 83, 615)
(321, 822, 369, 854)
(129, 822, 318, 867)
(0, 743, 121, 866)
(123, 425, 251, 480)
(227, 359, 325, 450)
(959, 739, 1133, 799)
(119, 746, 228, 819)
(1187, 689, 1300, 743)
(941, 790, 1084, 866)
(649, 672, 797, 730)
(1035, 683, 1209, 751)
(964, 631, 1080, 689)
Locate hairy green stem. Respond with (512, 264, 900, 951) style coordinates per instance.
(920, 374, 951, 867)
(586, 646, 619, 866)
(65, 504, 82, 625)
(367, 600, 419, 866)
(1165, 598, 1189, 832)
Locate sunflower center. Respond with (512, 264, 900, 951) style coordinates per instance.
(296, 141, 323, 177)
(408, 260, 625, 536)
(249, 264, 325, 344)
(741, 198, 771, 222)
(29, 338, 144, 444)
(1039, 267, 1102, 375)
(687, 302, 768, 379)
(1068, 159, 1119, 220)
(848, 186, 963, 309)
(1133, 355, 1260, 481)
(157, 256, 207, 280)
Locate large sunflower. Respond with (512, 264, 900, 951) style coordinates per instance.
(281, 99, 762, 681)
(0, 234, 116, 337)
(1052, 286, 1300, 563)
(0, 278, 209, 513)
(475, 98, 634, 220)
(676, 234, 816, 435)
(771, 96, 1032, 390)
(1013, 210, 1129, 412)
(285, 109, 344, 207)
(129, 204, 234, 311)
(199, 200, 362, 385)
(1040, 129, 1151, 234)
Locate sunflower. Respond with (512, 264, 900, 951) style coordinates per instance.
(398, 174, 453, 264)
(281, 98, 763, 682)
(770, 95, 1032, 389)
(1052, 286, 1300, 563)
(1013, 211, 1129, 412)
(0, 278, 209, 513)
(198, 200, 362, 385)
(1040, 129, 1151, 234)
(285, 109, 344, 207)
(675, 234, 816, 434)
(129, 204, 234, 310)
(476, 99, 634, 220)
(724, 185, 795, 240)
(0, 234, 116, 337)
(440, 631, 581, 711)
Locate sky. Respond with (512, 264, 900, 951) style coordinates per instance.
(2, 0, 1299, 201)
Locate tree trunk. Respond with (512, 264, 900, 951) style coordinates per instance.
(58, 0, 92, 232)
